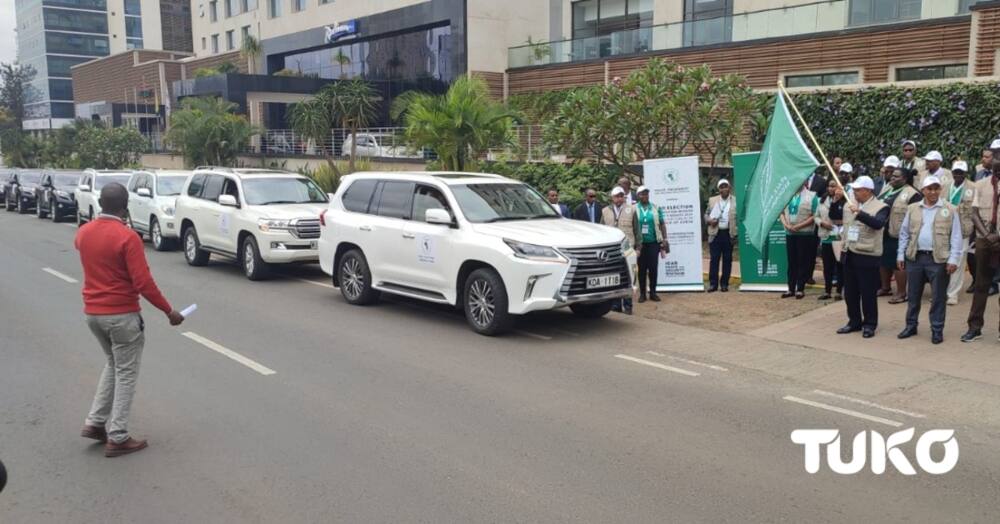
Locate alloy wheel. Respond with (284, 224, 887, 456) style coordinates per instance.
(185, 232, 197, 261)
(152, 221, 162, 249)
(468, 279, 496, 328)
(341, 258, 364, 299)
(244, 243, 256, 274)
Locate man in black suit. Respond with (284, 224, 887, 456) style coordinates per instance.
(573, 188, 604, 223)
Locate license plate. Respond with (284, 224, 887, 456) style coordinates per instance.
(586, 274, 620, 289)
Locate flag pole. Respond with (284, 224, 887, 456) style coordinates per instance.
(777, 82, 851, 199)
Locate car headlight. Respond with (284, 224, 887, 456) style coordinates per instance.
(55, 190, 70, 198)
(620, 238, 635, 257)
(160, 204, 175, 216)
(504, 238, 566, 262)
(258, 218, 291, 232)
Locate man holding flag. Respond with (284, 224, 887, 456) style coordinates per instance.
(839, 177, 890, 338)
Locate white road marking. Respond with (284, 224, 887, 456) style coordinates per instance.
(646, 351, 728, 372)
(181, 332, 276, 376)
(783, 395, 903, 428)
(614, 354, 700, 377)
(62, 223, 78, 229)
(515, 330, 552, 341)
(549, 328, 580, 337)
(42, 267, 78, 283)
(290, 277, 335, 289)
(811, 389, 926, 419)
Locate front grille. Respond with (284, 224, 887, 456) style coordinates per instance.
(291, 218, 321, 239)
(559, 243, 630, 298)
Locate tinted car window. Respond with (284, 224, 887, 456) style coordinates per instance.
(412, 185, 451, 223)
(53, 174, 78, 186)
(201, 175, 225, 202)
(18, 172, 43, 185)
(188, 174, 206, 196)
(375, 181, 415, 220)
(95, 174, 131, 190)
(242, 177, 326, 205)
(157, 175, 187, 196)
(341, 179, 377, 213)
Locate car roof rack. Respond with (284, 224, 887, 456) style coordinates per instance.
(194, 165, 234, 172)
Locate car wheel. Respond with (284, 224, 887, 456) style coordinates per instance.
(241, 236, 271, 281)
(36, 199, 46, 219)
(150, 218, 171, 251)
(50, 200, 60, 222)
(569, 300, 615, 319)
(463, 268, 512, 336)
(338, 249, 379, 305)
(88, 206, 94, 222)
(183, 227, 210, 266)
(17, 195, 28, 214)
(4, 198, 13, 212)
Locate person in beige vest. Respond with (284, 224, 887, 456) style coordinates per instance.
(706, 179, 737, 292)
(963, 160, 1000, 342)
(946, 161, 976, 305)
(878, 168, 922, 304)
(901, 139, 926, 177)
(633, 186, 668, 303)
(780, 180, 820, 299)
(896, 176, 963, 345)
(837, 176, 890, 338)
(602, 186, 637, 314)
(919, 150, 954, 194)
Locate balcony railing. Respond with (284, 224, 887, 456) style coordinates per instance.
(509, 0, 968, 68)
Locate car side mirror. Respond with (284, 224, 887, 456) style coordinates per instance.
(218, 194, 239, 207)
(425, 208, 453, 225)
(136, 187, 152, 197)
(78, 184, 91, 192)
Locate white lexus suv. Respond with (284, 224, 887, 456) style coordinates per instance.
(126, 169, 192, 251)
(75, 169, 134, 225)
(319, 172, 637, 335)
(174, 168, 328, 280)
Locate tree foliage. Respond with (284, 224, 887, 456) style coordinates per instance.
(287, 79, 380, 172)
(75, 124, 147, 169)
(0, 62, 38, 127)
(166, 97, 258, 167)
(393, 76, 515, 171)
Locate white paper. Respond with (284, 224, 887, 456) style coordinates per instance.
(180, 304, 198, 318)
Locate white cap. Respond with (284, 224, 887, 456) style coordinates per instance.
(883, 155, 901, 168)
(952, 160, 969, 172)
(839, 162, 854, 174)
(852, 176, 875, 191)
(925, 150, 943, 162)
(922, 175, 942, 189)
(611, 186, 625, 197)
(991, 138, 1000, 150)
(717, 179, 731, 188)
(903, 139, 917, 148)
(636, 185, 649, 194)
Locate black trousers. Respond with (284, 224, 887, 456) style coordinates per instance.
(786, 234, 818, 293)
(904, 253, 949, 332)
(844, 252, 881, 329)
(638, 241, 660, 296)
(821, 243, 843, 295)
(708, 230, 733, 288)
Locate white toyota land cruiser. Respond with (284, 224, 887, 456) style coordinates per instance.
(126, 169, 192, 251)
(175, 168, 328, 280)
(319, 172, 637, 335)
(75, 169, 134, 225)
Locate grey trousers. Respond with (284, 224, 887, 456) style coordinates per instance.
(84, 312, 145, 444)
(905, 253, 949, 332)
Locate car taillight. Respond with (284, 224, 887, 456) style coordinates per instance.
(319, 209, 327, 226)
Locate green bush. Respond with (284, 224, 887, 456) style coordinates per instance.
(790, 82, 1000, 176)
(299, 158, 371, 193)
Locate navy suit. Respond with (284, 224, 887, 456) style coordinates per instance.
(573, 201, 604, 223)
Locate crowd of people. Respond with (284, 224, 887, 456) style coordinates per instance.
(543, 137, 1000, 346)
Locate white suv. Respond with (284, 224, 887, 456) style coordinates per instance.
(126, 169, 191, 251)
(75, 169, 134, 225)
(319, 172, 637, 335)
(174, 168, 328, 280)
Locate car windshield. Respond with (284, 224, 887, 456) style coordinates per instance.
(157, 175, 188, 196)
(450, 183, 559, 223)
(53, 174, 79, 186)
(242, 177, 329, 205)
(19, 172, 43, 185)
(95, 174, 132, 189)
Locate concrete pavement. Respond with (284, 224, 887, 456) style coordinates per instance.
(2, 212, 1000, 523)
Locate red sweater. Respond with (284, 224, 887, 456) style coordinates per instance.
(75, 216, 172, 315)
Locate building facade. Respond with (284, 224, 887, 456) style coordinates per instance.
(15, 0, 193, 130)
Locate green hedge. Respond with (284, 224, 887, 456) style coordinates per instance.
(481, 161, 624, 208)
(790, 82, 1000, 176)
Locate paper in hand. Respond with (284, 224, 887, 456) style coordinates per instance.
(180, 304, 198, 318)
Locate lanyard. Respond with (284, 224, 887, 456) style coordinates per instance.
(880, 186, 903, 202)
(717, 198, 730, 219)
(638, 203, 654, 224)
(612, 204, 622, 222)
(788, 193, 802, 215)
(950, 184, 962, 205)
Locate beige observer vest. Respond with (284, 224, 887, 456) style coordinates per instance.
(904, 202, 957, 264)
(705, 194, 738, 242)
(951, 182, 975, 238)
(782, 189, 818, 226)
(601, 204, 637, 248)
(844, 196, 889, 256)
(882, 184, 919, 238)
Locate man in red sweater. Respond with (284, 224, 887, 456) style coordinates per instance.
(75, 183, 184, 457)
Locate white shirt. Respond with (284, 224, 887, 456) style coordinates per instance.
(711, 196, 732, 229)
(896, 199, 963, 265)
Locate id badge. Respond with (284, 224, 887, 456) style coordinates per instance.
(641, 224, 651, 235)
(847, 225, 860, 242)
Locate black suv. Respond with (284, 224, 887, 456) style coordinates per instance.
(35, 170, 81, 222)
(4, 170, 44, 214)
(0, 170, 16, 207)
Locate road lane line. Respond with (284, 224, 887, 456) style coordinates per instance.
(515, 330, 552, 341)
(783, 395, 903, 428)
(181, 332, 276, 376)
(646, 351, 728, 372)
(614, 354, 700, 377)
(811, 389, 926, 419)
(549, 328, 580, 337)
(289, 277, 335, 289)
(42, 267, 78, 284)
(62, 223, 77, 229)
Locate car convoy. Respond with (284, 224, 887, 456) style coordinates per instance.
(0, 166, 637, 335)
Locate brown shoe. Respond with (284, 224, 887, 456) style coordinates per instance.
(105, 437, 148, 458)
(80, 425, 107, 442)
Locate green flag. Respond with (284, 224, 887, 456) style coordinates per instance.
(743, 92, 820, 253)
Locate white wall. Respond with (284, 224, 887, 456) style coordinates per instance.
(468, 0, 551, 73)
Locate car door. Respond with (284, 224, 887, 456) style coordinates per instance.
(400, 183, 459, 296)
(369, 180, 415, 286)
(196, 174, 227, 251)
(129, 174, 150, 231)
(39, 173, 52, 211)
(216, 177, 241, 254)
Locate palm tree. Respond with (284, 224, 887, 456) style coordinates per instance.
(166, 97, 259, 167)
(287, 79, 379, 172)
(391, 76, 515, 171)
(333, 49, 351, 79)
(241, 34, 262, 75)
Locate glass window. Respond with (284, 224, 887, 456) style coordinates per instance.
(268, 0, 281, 18)
(43, 8, 109, 33)
(572, 0, 653, 40)
(126, 39, 144, 50)
(53, 174, 79, 187)
(221, 178, 240, 200)
(201, 175, 225, 202)
(210, 0, 218, 21)
(157, 176, 188, 196)
(94, 174, 131, 189)
(211, 34, 219, 53)
(960, 0, 988, 13)
(849, 0, 921, 26)
(292, 0, 306, 12)
(242, 25, 251, 42)
(683, 0, 733, 46)
(785, 71, 860, 88)
(45, 32, 110, 56)
(450, 183, 559, 223)
(49, 79, 74, 101)
(124, 0, 141, 15)
(342, 179, 377, 213)
(51, 102, 76, 119)
(125, 16, 143, 38)
(895, 64, 968, 81)
(202, 37, 206, 50)
(188, 174, 207, 196)
(47, 56, 91, 78)
(412, 185, 452, 223)
(42, 0, 107, 10)
(375, 181, 415, 219)
(225, 0, 233, 17)
(241, 177, 327, 205)
(226, 30, 235, 50)
(127, 175, 142, 192)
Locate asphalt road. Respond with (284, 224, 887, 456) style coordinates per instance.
(2, 212, 999, 523)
